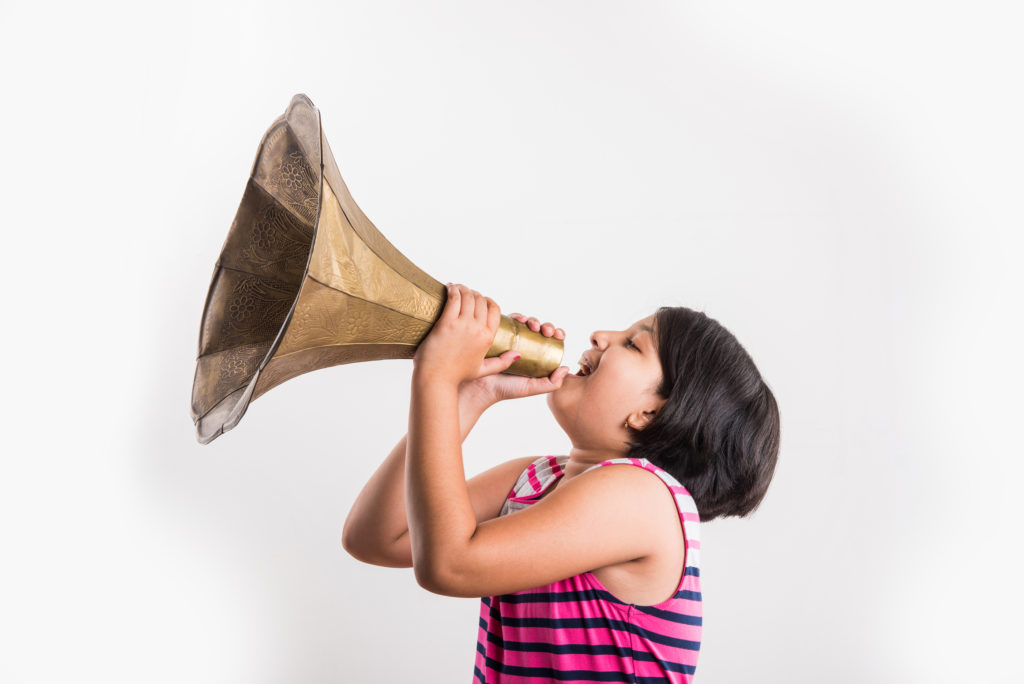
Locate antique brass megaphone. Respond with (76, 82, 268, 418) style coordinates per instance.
(191, 94, 564, 444)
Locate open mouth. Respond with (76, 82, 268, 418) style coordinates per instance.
(575, 362, 593, 377)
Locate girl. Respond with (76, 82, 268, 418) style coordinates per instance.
(343, 284, 780, 683)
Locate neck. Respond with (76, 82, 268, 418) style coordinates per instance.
(561, 442, 630, 482)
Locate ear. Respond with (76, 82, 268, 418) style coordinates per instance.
(627, 397, 666, 431)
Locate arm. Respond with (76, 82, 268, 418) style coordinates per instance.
(343, 307, 567, 568)
(341, 387, 533, 567)
(406, 284, 666, 597)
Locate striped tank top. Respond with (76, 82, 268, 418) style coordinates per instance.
(474, 455, 702, 683)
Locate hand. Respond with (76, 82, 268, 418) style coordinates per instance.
(413, 283, 505, 387)
(460, 313, 571, 407)
(413, 284, 571, 398)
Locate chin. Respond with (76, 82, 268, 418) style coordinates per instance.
(546, 382, 575, 436)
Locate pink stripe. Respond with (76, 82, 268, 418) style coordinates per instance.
(504, 598, 628, 623)
(546, 455, 563, 477)
(634, 607, 703, 638)
(686, 540, 701, 550)
(508, 492, 543, 503)
(682, 512, 700, 522)
(526, 463, 541, 492)
(481, 621, 700, 670)
(496, 592, 701, 637)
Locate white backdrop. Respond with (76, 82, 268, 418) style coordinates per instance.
(2, 1, 1021, 682)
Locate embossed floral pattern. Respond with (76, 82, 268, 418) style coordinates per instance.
(229, 294, 257, 321)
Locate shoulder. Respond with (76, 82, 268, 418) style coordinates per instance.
(567, 460, 686, 531)
(553, 459, 679, 518)
(587, 458, 693, 502)
(581, 458, 672, 490)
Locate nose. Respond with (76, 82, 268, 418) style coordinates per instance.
(590, 330, 608, 350)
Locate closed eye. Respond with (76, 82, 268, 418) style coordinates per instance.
(626, 337, 639, 350)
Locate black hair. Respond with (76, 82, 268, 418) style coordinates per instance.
(625, 307, 780, 521)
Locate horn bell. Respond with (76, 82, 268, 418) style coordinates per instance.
(191, 94, 564, 444)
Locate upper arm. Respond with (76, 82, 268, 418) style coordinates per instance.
(421, 464, 671, 598)
(382, 456, 538, 568)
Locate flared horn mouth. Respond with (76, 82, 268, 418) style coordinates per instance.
(190, 94, 564, 444)
(190, 94, 324, 444)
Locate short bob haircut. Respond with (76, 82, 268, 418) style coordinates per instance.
(625, 306, 780, 521)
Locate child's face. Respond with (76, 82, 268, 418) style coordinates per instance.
(547, 313, 666, 455)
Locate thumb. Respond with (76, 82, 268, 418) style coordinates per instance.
(478, 350, 522, 376)
(517, 365, 571, 397)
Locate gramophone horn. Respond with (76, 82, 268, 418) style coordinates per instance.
(190, 94, 564, 444)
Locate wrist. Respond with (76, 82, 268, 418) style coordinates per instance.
(459, 380, 498, 412)
(458, 391, 494, 430)
(411, 367, 458, 390)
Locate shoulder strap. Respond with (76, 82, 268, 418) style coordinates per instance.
(499, 456, 568, 517)
(585, 458, 701, 575)
(508, 455, 566, 502)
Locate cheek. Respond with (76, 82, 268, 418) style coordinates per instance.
(574, 375, 623, 422)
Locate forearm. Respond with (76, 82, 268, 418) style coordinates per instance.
(342, 385, 491, 564)
(406, 371, 479, 585)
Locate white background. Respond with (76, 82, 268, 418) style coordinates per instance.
(2, 1, 1021, 682)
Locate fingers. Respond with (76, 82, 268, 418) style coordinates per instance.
(452, 291, 564, 339)
(508, 313, 564, 339)
(444, 282, 461, 318)
(448, 284, 500, 330)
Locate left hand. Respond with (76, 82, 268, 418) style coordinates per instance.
(413, 283, 517, 386)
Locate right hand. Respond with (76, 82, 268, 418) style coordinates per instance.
(459, 313, 571, 407)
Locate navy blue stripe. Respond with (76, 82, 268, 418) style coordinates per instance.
(495, 591, 701, 626)
(685, 566, 700, 577)
(498, 586, 700, 606)
(637, 674, 696, 683)
(484, 631, 632, 659)
(481, 631, 696, 674)
(473, 664, 486, 682)
(494, 616, 700, 651)
(631, 620, 701, 651)
(478, 652, 634, 682)
(489, 601, 502, 625)
(630, 650, 697, 673)
(499, 586, 626, 606)
(633, 603, 703, 626)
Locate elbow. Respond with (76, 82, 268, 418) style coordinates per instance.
(412, 556, 474, 597)
(340, 519, 363, 558)
(413, 562, 452, 595)
(341, 528, 368, 562)
(342, 524, 413, 568)
(340, 521, 380, 564)
(413, 560, 442, 593)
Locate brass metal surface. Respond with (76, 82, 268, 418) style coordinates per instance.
(191, 94, 564, 444)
